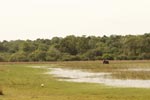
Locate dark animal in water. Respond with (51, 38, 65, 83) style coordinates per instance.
(103, 60, 109, 64)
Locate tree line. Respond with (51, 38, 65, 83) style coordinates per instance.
(0, 33, 150, 62)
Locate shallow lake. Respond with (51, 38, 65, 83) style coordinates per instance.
(46, 68, 150, 88)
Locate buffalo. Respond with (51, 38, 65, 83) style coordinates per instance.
(103, 60, 109, 64)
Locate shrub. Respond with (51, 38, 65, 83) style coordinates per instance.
(69, 55, 81, 61)
(0, 56, 4, 62)
(139, 53, 150, 60)
(9, 52, 29, 62)
(116, 55, 128, 60)
(79, 54, 89, 61)
(95, 56, 103, 60)
(59, 53, 72, 61)
(46, 48, 61, 61)
(83, 49, 103, 60)
(60, 53, 81, 61)
(102, 54, 114, 60)
(28, 50, 46, 61)
(127, 56, 137, 60)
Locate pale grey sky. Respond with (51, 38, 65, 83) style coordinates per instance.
(0, 0, 150, 41)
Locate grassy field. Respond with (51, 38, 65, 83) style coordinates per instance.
(0, 61, 150, 100)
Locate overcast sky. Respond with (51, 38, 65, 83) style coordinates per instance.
(0, 0, 150, 41)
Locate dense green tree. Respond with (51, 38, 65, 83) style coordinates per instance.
(46, 47, 61, 61)
(76, 35, 90, 54)
(59, 35, 77, 55)
(0, 33, 149, 61)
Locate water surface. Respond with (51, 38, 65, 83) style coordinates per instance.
(46, 68, 150, 88)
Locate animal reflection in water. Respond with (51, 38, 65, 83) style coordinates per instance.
(103, 60, 109, 64)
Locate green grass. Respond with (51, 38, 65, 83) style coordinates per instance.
(0, 61, 150, 100)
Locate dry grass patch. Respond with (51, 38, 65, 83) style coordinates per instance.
(0, 67, 6, 72)
(112, 71, 150, 80)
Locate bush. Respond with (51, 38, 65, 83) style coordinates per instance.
(46, 56, 57, 61)
(69, 55, 81, 61)
(0, 53, 10, 62)
(116, 55, 128, 60)
(0, 56, 4, 62)
(139, 53, 150, 60)
(28, 52, 38, 61)
(79, 54, 89, 61)
(82, 49, 103, 60)
(46, 48, 61, 61)
(95, 56, 103, 60)
(127, 56, 137, 60)
(60, 53, 81, 61)
(60, 53, 72, 61)
(28, 50, 46, 61)
(102, 54, 114, 60)
(9, 52, 29, 62)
